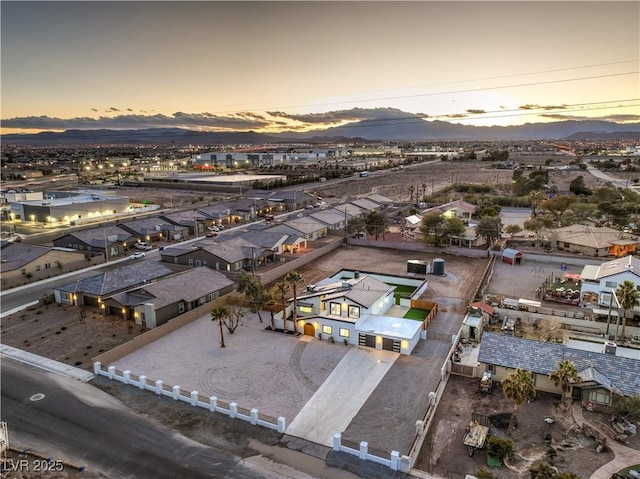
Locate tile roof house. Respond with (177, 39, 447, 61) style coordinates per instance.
(54, 261, 175, 309)
(0, 241, 88, 285)
(196, 205, 232, 226)
(366, 194, 394, 206)
(267, 216, 328, 241)
(117, 217, 188, 242)
(579, 255, 640, 316)
(309, 209, 348, 231)
(160, 211, 210, 237)
(53, 225, 138, 259)
(347, 197, 384, 212)
(550, 225, 636, 257)
(421, 200, 476, 222)
(105, 267, 235, 327)
(334, 203, 368, 218)
(160, 237, 270, 273)
(290, 272, 424, 355)
(478, 332, 640, 406)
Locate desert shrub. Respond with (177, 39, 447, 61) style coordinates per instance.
(487, 437, 514, 461)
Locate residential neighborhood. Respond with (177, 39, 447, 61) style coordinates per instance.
(1, 144, 640, 479)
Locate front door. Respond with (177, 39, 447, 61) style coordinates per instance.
(303, 323, 315, 336)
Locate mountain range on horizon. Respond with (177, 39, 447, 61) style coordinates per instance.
(2, 118, 639, 146)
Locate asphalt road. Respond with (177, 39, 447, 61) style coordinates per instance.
(0, 358, 282, 479)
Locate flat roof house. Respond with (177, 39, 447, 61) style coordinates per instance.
(291, 272, 424, 355)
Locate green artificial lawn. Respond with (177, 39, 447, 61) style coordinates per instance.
(617, 465, 640, 476)
(403, 308, 430, 321)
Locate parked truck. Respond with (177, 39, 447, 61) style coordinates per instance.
(480, 371, 493, 393)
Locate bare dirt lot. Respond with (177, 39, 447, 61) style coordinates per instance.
(416, 374, 632, 479)
(0, 305, 143, 370)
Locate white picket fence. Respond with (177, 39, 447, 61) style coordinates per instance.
(93, 362, 285, 433)
(332, 433, 411, 473)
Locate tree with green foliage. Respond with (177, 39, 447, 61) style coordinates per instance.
(502, 368, 537, 434)
(346, 215, 366, 237)
(529, 190, 547, 218)
(616, 280, 640, 339)
(475, 468, 495, 479)
(540, 196, 573, 223)
(210, 305, 229, 348)
(554, 473, 581, 479)
(529, 461, 557, 479)
(273, 281, 290, 331)
(477, 216, 504, 247)
(486, 437, 514, 462)
(505, 224, 522, 237)
(524, 217, 553, 244)
(364, 210, 389, 240)
(474, 204, 502, 218)
(614, 393, 640, 420)
(236, 270, 268, 323)
(549, 360, 580, 409)
(419, 213, 465, 246)
(569, 176, 592, 195)
(285, 270, 304, 333)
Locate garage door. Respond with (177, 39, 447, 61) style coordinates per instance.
(382, 337, 401, 352)
(358, 333, 376, 348)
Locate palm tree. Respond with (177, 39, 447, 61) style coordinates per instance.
(274, 281, 290, 331)
(616, 280, 640, 340)
(285, 270, 304, 334)
(501, 368, 536, 434)
(421, 183, 427, 202)
(210, 305, 229, 348)
(549, 360, 580, 409)
(408, 184, 415, 204)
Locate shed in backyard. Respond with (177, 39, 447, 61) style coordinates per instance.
(502, 248, 523, 265)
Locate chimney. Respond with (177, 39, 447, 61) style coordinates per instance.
(354, 271, 360, 279)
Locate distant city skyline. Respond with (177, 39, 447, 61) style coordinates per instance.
(1, 1, 638, 135)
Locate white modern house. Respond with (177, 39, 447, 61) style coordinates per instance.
(291, 271, 426, 355)
(580, 255, 640, 316)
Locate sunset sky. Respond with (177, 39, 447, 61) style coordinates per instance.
(1, 1, 639, 134)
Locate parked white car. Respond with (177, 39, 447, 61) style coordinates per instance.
(129, 252, 145, 260)
(135, 242, 152, 250)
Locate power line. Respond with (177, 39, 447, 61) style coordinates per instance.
(169, 60, 640, 114)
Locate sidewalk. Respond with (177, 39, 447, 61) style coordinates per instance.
(572, 403, 640, 479)
(0, 343, 95, 382)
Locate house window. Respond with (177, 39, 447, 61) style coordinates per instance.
(486, 364, 495, 372)
(348, 305, 360, 319)
(330, 302, 341, 315)
(339, 328, 350, 338)
(35, 265, 41, 271)
(199, 297, 206, 304)
(178, 303, 185, 313)
(188, 259, 194, 266)
(45, 263, 51, 269)
(322, 325, 332, 335)
(60, 292, 70, 302)
(589, 390, 610, 405)
(605, 281, 617, 288)
(563, 242, 570, 248)
(299, 304, 313, 313)
(21, 268, 26, 275)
